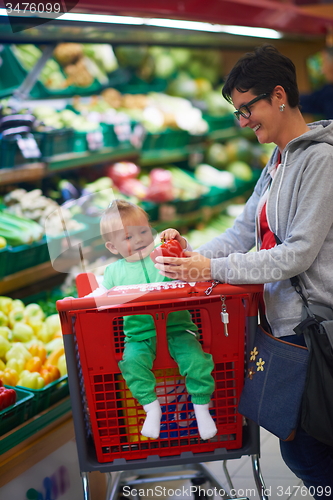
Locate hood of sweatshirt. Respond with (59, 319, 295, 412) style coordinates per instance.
(267, 119, 333, 173)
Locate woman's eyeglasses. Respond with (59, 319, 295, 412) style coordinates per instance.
(234, 93, 270, 121)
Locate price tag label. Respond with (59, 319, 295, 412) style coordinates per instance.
(87, 130, 104, 151)
(17, 135, 41, 159)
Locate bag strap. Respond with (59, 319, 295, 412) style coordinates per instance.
(274, 234, 313, 348)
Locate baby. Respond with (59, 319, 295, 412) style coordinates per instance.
(85, 199, 217, 441)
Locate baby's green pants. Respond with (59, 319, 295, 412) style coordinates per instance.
(119, 330, 215, 406)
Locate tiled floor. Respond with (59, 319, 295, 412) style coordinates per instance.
(122, 428, 314, 500)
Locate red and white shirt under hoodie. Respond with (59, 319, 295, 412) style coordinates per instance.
(257, 152, 281, 314)
(258, 152, 281, 251)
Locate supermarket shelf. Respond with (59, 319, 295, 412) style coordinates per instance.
(0, 146, 139, 186)
(140, 146, 196, 166)
(0, 162, 45, 186)
(0, 261, 59, 295)
(45, 144, 139, 173)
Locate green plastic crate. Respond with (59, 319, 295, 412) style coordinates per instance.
(16, 376, 69, 416)
(115, 75, 167, 94)
(203, 113, 236, 132)
(0, 386, 34, 436)
(72, 128, 104, 153)
(141, 128, 190, 151)
(140, 201, 159, 222)
(5, 237, 49, 276)
(200, 185, 231, 208)
(0, 247, 8, 279)
(35, 128, 74, 159)
(0, 46, 24, 98)
(172, 197, 201, 214)
(0, 135, 42, 169)
(100, 123, 119, 148)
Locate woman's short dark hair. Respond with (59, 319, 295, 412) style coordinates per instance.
(222, 44, 299, 108)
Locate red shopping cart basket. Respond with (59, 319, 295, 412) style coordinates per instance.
(57, 277, 261, 464)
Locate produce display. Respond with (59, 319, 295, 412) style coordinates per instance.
(11, 43, 119, 90)
(3, 188, 83, 237)
(0, 210, 43, 247)
(71, 90, 208, 136)
(54, 43, 118, 87)
(11, 44, 66, 90)
(0, 297, 66, 390)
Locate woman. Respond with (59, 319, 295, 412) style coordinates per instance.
(155, 44, 333, 498)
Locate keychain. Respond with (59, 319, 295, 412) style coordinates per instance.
(220, 295, 229, 336)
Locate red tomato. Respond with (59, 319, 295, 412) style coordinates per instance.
(150, 239, 186, 264)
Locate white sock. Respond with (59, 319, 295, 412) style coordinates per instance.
(193, 403, 217, 440)
(141, 400, 162, 439)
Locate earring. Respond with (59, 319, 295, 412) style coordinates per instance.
(279, 104, 285, 112)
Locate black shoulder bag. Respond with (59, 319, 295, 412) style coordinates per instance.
(291, 275, 333, 447)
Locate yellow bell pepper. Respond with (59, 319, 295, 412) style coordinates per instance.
(0, 326, 11, 340)
(24, 303, 45, 324)
(8, 309, 25, 329)
(11, 299, 25, 312)
(0, 336, 11, 360)
(28, 343, 47, 364)
(46, 346, 65, 367)
(57, 353, 67, 377)
(5, 342, 32, 363)
(0, 367, 19, 386)
(45, 314, 61, 338)
(25, 356, 43, 373)
(0, 297, 13, 315)
(36, 323, 54, 344)
(0, 311, 8, 327)
(40, 364, 60, 385)
(18, 370, 45, 389)
(0, 359, 5, 371)
(6, 357, 25, 374)
(11, 322, 34, 342)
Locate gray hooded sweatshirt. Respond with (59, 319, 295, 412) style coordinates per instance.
(197, 120, 333, 338)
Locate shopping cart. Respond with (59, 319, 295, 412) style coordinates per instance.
(57, 274, 268, 500)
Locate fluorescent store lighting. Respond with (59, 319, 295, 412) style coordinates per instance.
(219, 25, 282, 38)
(61, 13, 146, 25)
(0, 9, 282, 39)
(146, 18, 282, 38)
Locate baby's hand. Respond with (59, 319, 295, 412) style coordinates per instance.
(159, 228, 187, 249)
